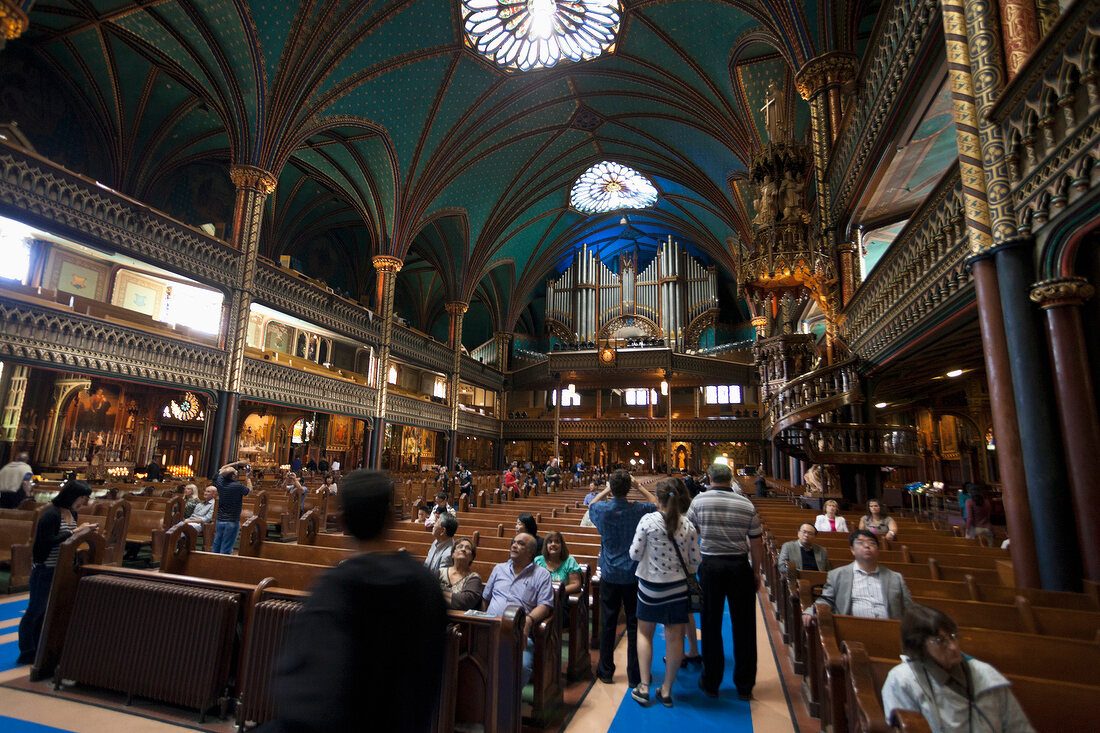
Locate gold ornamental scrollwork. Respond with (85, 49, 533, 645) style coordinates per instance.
(0, 0, 28, 40)
(445, 301, 469, 315)
(795, 52, 859, 100)
(1029, 277, 1094, 308)
(372, 255, 404, 273)
(229, 165, 277, 195)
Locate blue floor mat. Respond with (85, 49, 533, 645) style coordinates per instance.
(607, 609, 754, 732)
(0, 716, 71, 733)
(0, 598, 28, 623)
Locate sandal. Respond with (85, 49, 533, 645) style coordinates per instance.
(631, 684, 651, 706)
(655, 688, 674, 707)
(680, 654, 703, 669)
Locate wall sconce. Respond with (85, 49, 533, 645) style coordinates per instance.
(567, 383, 576, 394)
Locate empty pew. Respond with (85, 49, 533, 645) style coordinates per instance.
(0, 516, 34, 590)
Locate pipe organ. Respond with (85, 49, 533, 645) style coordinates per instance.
(545, 237, 718, 349)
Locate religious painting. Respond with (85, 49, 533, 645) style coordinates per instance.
(73, 382, 120, 434)
(247, 313, 264, 349)
(111, 269, 167, 318)
(328, 415, 351, 449)
(939, 415, 959, 460)
(44, 248, 110, 301)
(264, 321, 291, 354)
(239, 412, 273, 455)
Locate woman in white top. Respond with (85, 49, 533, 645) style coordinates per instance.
(814, 499, 850, 533)
(628, 478, 701, 708)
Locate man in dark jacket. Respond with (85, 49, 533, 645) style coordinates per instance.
(263, 470, 446, 733)
(212, 461, 251, 554)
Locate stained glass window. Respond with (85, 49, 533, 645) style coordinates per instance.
(163, 392, 204, 421)
(570, 161, 658, 213)
(462, 0, 620, 72)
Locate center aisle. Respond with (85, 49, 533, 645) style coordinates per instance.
(565, 592, 796, 732)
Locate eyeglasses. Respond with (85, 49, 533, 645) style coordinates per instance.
(927, 633, 958, 646)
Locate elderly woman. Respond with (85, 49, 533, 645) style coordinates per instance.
(859, 499, 898, 541)
(814, 499, 850, 533)
(439, 537, 483, 611)
(882, 604, 1034, 733)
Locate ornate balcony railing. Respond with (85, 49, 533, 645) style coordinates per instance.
(841, 167, 972, 360)
(459, 355, 505, 389)
(990, 1, 1100, 254)
(254, 260, 382, 345)
(827, 0, 941, 218)
(390, 323, 453, 373)
(0, 142, 240, 290)
(762, 358, 861, 438)
(385, 392, 452, 433)
(457, 409, 501, 438)
(0, 294, 226, 392)
(502, 416, 762, 442)
(242, 357, 376, 418)
(777, 423, 920, 466)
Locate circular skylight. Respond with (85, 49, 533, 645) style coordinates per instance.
(462, 0, 621, 72)
(570, 161, 658, 214)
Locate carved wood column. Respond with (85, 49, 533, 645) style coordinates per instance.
(494, 332, 512, 372)
(372, 255, 402, 467)
(1031, 276, 1100, 582)
(217, 165, 276, 466)
(446, 301, 467, 468)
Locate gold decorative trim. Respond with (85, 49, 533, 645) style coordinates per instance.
(1029, 277, 1094, 308)
(0, 0, 29, 41)
(445, 301, 469, 315)
(372, 255, 403, 273)
(795, 52, 858, 100)
(229, 165, 277, 195)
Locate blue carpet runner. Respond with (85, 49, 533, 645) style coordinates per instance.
(1, 598, 29, 673)
(0, 717, 71, 733)
(607, 609, 754, 732)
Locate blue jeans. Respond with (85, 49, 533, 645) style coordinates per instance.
(18, 563, 55, 662)
(522, 637, 535, 688)
(212, 520, 240, 554)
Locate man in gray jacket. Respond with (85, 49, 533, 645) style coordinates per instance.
(777, 523, 829, 574)
(803, 529, 911, 624)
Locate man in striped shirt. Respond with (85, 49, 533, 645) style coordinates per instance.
(686, 462, 763, 701)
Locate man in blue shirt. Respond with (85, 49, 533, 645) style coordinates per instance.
(587, 469, 657, 687)
(482, 533, 554, 685)
(212, 460, 251, 554)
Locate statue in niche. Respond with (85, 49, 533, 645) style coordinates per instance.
(753, 176, 779, 228)
(780, 170, 805, 221)
(760, 81, 789, 143)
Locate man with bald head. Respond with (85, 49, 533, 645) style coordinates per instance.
(482, 532, 554, 685)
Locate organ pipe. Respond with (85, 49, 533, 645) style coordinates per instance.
(546, 237, 717, 347)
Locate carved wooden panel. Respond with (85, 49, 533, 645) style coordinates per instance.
(240, 357, 376, 418)
(384, 392, 451, 432)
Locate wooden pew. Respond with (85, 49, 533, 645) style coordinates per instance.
(264, 487, 302, 540)
(815, 606, 1100, 733)
(0, 516, 34, 590)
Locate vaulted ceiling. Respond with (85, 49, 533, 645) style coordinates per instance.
(0, 0, 881, 348)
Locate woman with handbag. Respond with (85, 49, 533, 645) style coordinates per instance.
(628, 477, 701, 707)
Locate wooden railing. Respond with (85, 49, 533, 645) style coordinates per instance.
(762, 358, 861, 438)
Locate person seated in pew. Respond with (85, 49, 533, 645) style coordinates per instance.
(815, 499, 850, 533)
(881, 604, 1035, 733)
(317, 473, 338, 496)
(500, 466, 520, 498)
(186, 486, 217, 525)
(425, 491, 456, 528)
(544, 458, 562, 491)
(803, 529, 912, 626)
(964, 486, 994, 543)
(482, 533, 554, 687)
(282, 471, 305, 513)
(583, 480, 601, 507)
(439, 536, 483, 611)
(777, 522, 830, 574)
(263, 469, 446, 733)
(860, 499, 898, 541)
(0, 451, 33, 509)
(522, 470, 538, 497)
(424, 513, 458, 574)
(181, 483, 200, 517)
(516, 513, 543, 555)
(535, 530, 582, 594)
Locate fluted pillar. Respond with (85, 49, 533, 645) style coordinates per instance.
(216, 165, 276, 467)
(494, 331, 512, 372)
(371, 255, 402, 468)
(446, 301, 468, 469)
(1030, 277, 1100, 582)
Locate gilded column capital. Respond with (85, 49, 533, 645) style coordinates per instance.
(795, 52, 858, 100)
(229, 165, 277, 195)
(372, 255, 403, 273)
(445, 301, 469, 315)
(1029, 277, 1094, 308)
(0, 0, 28, 41)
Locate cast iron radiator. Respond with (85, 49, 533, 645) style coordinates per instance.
(236, 598, 302, 729)
(55, 574, 239, 717)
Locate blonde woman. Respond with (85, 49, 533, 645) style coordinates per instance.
(814, 499, 850, 533)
